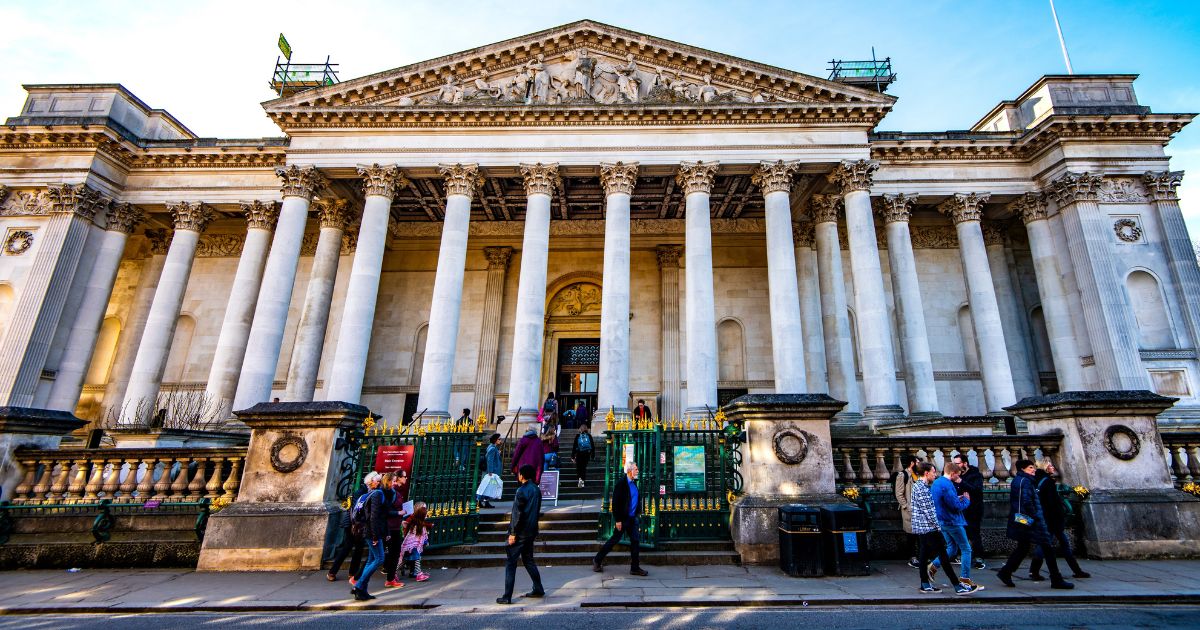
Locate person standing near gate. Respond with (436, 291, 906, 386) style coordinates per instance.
(633, 399, 652, 423)
(571, 423, 595, 488)
(593, 461, 648, 576)
(497, 464, 545, 604)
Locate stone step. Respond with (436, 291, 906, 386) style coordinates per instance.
(478, 528, 597, 541)
(477, 508, 600, 523)
(423, 548, 740, 569)
(442, 539, 736, 554)
(478, 519, 597, 532)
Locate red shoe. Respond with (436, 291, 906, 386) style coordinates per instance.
(384, 580, 404, 588)
(348, 576, 357, 587)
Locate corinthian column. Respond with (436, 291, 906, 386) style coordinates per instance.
(232, 166, 325, 411)
(876, 193, 939, 416)
(811, 195, 861, 418)
(205, 201, 279, 414)
(678, 161, 720, 415)
(506, 163, 558, 418)
(939, 193, 1016, 413)
(794, 224, 827, 392)
(1049, 173, 1147, 389)
(1144, 171, 1200, 352)
(0, 184, 104, 407)
(829, 159, 902, 420)
(658, 245, 684, 422)
(595, 162, 639, 419)
(102, 231, 168, 414)
(47, 203, 144, 411)
(119, 202, 214, 424)
(472, 247, 513, 416)
(325, 165, 406, 404)
(1011, 193, 1084, 391)
(416, 164, 481, 420)
(752, 160, 807, 393)
(286, 198, 356, 401)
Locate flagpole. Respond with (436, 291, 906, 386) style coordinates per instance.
(1049, 0, 1075, 74)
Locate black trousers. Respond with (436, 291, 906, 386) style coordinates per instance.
(575, 451, 591, 482)
(917, 530, 959, 587)
(964, 513, 984, 559)
(1031, 529, 1082, 575)
(595, 516, 641, 570)
(502, 536, 543, 599)
(1000, 538, 1063, 580)
(328, 526, 364, 577)
(384, 528, 403, 581)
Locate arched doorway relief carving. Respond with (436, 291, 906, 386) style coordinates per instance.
(539, 272, 603, 415)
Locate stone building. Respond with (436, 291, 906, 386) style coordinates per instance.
(1, 20, 1197, 433)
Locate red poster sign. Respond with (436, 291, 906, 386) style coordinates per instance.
(374, 445, 416, 503)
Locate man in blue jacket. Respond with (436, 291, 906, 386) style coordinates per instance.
(929, 462, 983, 590)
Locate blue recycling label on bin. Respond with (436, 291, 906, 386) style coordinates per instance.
(843, 532, 858, 553)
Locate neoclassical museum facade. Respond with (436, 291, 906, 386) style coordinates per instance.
(1, 21, 1197, 433)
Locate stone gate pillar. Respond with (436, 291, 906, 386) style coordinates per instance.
(197, 401, 367, 571)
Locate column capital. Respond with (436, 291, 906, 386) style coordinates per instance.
(807, 193, 842, 224)
(937, 192, 991, 224)
(828, 159, 878, 194)
(1009, 192, 1048, 225)
(276, 165, 328, 201)
(1047, 171, 1103, 206)
(1143, 170, 1184, 202)
(656, 244, 683, 268)
(439, 163, 484, 198)
(45, 183, 107, 221)
(241, 200, 280, 231)
(166, 201, 215, 233)
(751, 160, 801, 195)
(520, 162, 560, 197)
(314, 198, 356, 231)
(145, 228, 171, 255)
(483, 245, 514, 270)
(873, 193, 918, 223)
(676, 161, 719, 195)
(358, 164, 409, 199)
(792, 222, 815, 248)
(600, 161, 639, 196)
(105, 202, 144, 234)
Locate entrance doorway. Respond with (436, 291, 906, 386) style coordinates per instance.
(556, 339, 599, 427)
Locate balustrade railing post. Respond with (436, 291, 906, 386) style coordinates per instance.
(11, 456, 39, 504)
(31, 458, 54, 504)
(83, 459, 105, 501)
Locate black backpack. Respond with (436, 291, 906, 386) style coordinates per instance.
(349, 489, 377, 537)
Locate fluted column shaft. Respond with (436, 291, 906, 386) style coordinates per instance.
(679, 161, 719, 414)
(325, 165, 405, 404)
(233, 166, 325, 410)
(505, 164, 557, 416)
(796, 237, 828, 393)
(102, 245, 167, 414)
(597, 162, 638, 418)
(984, 233, 1039, 399)
(658, 246, 683, 423)
(878, 194, 939, 415)
(417, 164, 480, 419)
(811, 195, 860, 416)
(120, 202, 214, 423)
(206, 202, 278, 412)
(471, 247, 513, 416)
(754, 161, 807, 393)
(48, 204, 143, 411)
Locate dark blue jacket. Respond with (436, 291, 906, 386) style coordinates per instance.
(509, 480, 542, 540)
(609, 475, 642, 521)
(931, 476, 969, 527)
(364, 488, 390, 542)
(1006, 471, 1052, 545)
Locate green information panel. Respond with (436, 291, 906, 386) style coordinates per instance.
(673, 445, 706, 492)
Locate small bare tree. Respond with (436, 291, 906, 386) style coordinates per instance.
(100, 388, 225, 431)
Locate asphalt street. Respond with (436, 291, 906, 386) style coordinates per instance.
(1, 605, 1197, 629)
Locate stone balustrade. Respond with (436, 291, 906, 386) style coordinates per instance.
(832, 434, 1063, 489)
(1162, 432, 1200, 486)
(8, 447, 244, 504)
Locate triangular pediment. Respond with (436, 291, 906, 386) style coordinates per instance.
(264, 20, 895, 115)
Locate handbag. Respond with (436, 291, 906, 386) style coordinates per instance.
(1013, 477, 1033, 526)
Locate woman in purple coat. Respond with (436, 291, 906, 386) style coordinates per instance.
(511, 425, 545, 483)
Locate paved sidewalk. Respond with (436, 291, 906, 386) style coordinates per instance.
(2, 560, 1199, 613)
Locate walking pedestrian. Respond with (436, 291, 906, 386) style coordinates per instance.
(928, 462, 984, 591)
(632, 399, 653, 423)
(911, 462, 979, 595)
(996, 459, 1074, 589)
(511, 423, 545, 483)
(382, 472, 409, 588)
(593, 461, 648, 576)
(893, 454, 921, 568)
(399, 502, 433, 582)
(477, 433, 503, 509)
(542, 393, 559, 429)
(571, 423, 595, 488)
(542, 430, 559, 470)
(497, 464, 545, 604)
(328, 484, 367, 582)
(350, 471, 389, 601)
(951, 453, 987, 570)
(1029, 460, 1090, 581)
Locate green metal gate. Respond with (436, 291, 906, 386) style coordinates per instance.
(342, 415, 487, 549)
(599, 411, 741, 547)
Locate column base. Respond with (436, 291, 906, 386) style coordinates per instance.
(862, 404, 906, 419)
(1080, 489, 1200, 559)
(197, 501, 339, 571)
(907, 410, 944, 419)
(684, 406, 721, 421)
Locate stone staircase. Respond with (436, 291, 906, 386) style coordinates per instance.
(494, 427, 606, 502)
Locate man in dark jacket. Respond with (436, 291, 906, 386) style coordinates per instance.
(952, 453, 986, 570)
(996, 460, 1073, 589)
(328, 485, 367, 582)
(1029, 461, 1089, 580)
(498, 464, 544, 604)
(351, 472, 389, 601)
(592, 461, 648, 576)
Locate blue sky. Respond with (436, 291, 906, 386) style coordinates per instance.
(2, 0, 1197, 228)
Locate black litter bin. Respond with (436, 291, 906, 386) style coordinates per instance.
(778, 504, 822, 577)
(819, 503, 870, 576)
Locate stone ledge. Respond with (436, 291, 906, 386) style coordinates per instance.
(233, 401, 369, 429)
(723, 394, 847, 421)
(0, 406, 86, 435)
(1005, 390, 1178, 419)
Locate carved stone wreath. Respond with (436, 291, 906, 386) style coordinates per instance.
(772, 428, 810, 465)
(4, 230, 34, 256)
(1113, 218, 1143, 243)
(269, 435, 309, 473)
(1103, 424, 1141, 461)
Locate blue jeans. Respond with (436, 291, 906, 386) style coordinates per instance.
(932, 524, 972, 579)
(357, 538, 386, 592)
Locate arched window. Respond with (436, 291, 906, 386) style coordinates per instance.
(1028, 306, 1055, 373)
(958, 305, 980, 372)
(409, 323, 428, 385)
(163, 314, 196, 383)
(85, 317, 122, 385)
(1127, 270, 1174, 350)
(717, 319, 745, 382)
(0, 283, 15, 346)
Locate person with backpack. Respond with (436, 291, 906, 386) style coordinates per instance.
(1029, 460, 1090, 581)
(349, 471, 390, 600)
(542, 393, 558, 430)
(893, 454, 921, 569)
(996, 459, 1074, 590)
(382, 472, 410, 588)
(477, 433, 503, 509)
(327, 484, 367, 582)
(571, 423, 595, 488)
(542, 430, 560, 471)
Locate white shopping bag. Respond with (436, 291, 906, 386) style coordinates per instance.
(476, 473, 503, 499)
